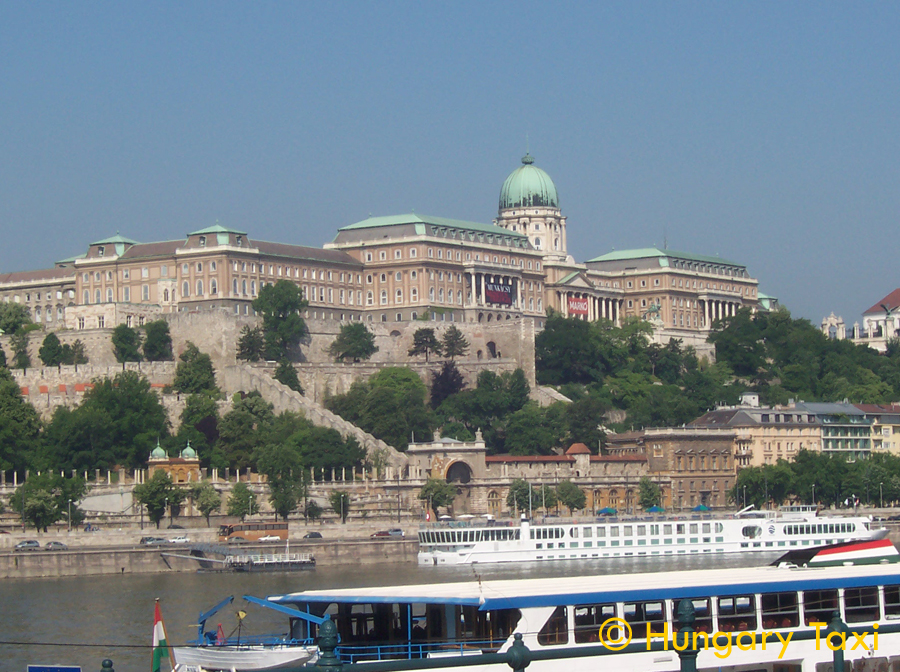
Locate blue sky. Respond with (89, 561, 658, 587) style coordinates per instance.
(1, 3, 898, 325)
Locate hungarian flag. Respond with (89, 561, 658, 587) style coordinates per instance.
(152, 599, 171, 672)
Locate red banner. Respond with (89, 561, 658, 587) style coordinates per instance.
(485, 282, 513, 305)
(568, 296, 589, 315)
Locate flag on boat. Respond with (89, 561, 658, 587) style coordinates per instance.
(152, 599, 171, 672)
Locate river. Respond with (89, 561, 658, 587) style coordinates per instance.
(1, 553, 771, 672)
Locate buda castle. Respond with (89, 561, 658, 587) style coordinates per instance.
(0, 155, 769, 348)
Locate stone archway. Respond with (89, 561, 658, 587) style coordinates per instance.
(446, 461, 472, 484)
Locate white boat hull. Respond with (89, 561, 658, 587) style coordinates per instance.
(172, 644, 315, 671)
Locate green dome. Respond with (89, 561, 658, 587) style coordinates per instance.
(499, 154, 559, 210)
(180, 440, 197, 459)
(150, 440, 166, 460)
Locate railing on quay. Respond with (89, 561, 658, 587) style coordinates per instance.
(95, 600, 889, 672)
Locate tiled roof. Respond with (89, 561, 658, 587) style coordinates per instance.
(253, 240, 361, 266)
(339, 213, 529, 239)
(863, 289, 900, 316)
(586, 247, 740, 266)
(485, 455, 574, 463)
(120, 241, 184, 259)
(565, 442, 591, 455)
(0, 268, 75, 284)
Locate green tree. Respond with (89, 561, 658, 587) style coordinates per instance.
(0, 344, 7, 368)
(237, 325, 266, 362)
(190, 481, 222, 526)
(430, 360, 464, 409)
(60, 339, 88, 366)
(218, 392, 275, 469)
(565, 395, 607, 451)
(504, 404, 564, 455)
(304, 500, 323, 522)
(328, 322, 378, 362)
(255, 442, 305, 520)
(556, 480, 586, 513)
(440, 325, 469, 360)
(274, 359, 304, 394)
(173, 342, 218, 394)
(506, 479, 532, 514)
(227, 481, 256, 521)
(409, 328, 440, 362)
(535, 313, 599, 385)
(252, 280, 308, 360)
(143, 320, 174, 361)
(0, 368, 44, 472)
(10, 330, 31, 371)
(638, 476, 662, 509)
(111, 324, 142, 363)
(418, 478, 457, 513)
(10, 473, 87, 532)
(39, 332, 64, 367)
(176, 393, 220, 466)
(329, 490, 351, 523)
(0, 303, 31, 335)
(133, 470, 184, 528)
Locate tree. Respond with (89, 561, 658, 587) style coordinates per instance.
(252, 280, 308, 360)
(638, 477, 662, 509)
(418, 478, 457, 514)
(0, 367, 43, 472)
(0, 344, 6, 368)
(409, 328, 440, 362)
(190, 481, 221, 526)
(566, 396, 608, 451)
(304, 500, 323, 522)
(430, 360, 464, 408)
(0, 303, 31, 335)
(328, 322, 378, 362)
(329, 490, 351, 523)
(440, 325, 469, 360)
(556, 480, 586, 513)
(227, 481, 256, 521)
(10, 330, 30, 371)
(10, 473, 87, 532)
(176, 393, 220, 466)
(133, 470, 184, 528)
(112, 324, 142, 363)
(39, 332, 64, 367)
(173, 342, 218, 394)
(237, 325, 265, 362)
(60, 339, 88, 366)
(274, 359, 304, 394)
(218, 392, 275, 469)
(143, 320, 174, 361)
(255, 442, 306, 520)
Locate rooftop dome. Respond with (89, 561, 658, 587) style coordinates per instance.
(150, 440, 166, 460)
(499, 154, 559, 210)
(180, 440, 197, 460)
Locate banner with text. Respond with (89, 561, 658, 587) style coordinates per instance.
(485, 282, 513, 305)
(567, 296, 589, 315)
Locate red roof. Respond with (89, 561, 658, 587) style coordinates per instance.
(485, 455, 574, 463)
(863, 289, 900, 316)
(565, 442, 591, 455)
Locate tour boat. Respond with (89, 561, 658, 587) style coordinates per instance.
(417, 505, 887, 565)
(264, 560, 900, 672)
(171, 596, 320, 672)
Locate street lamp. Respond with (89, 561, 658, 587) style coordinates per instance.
(742, 485, 747, 509)
(67, 499, 72, 533)
(397, 472, 401, 524)
(812, 484, 816, 506)
(881, 482, 884, 509)
(165, 497, 169, 528)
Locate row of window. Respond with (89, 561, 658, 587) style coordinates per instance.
(4, 289, 72, 304)
(362, 246, 542, 271)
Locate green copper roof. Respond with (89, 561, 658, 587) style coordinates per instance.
(56, 253, 86, 264)
(188, 223, 247, 236)
(150, 439, 167, 460)
(339, 213, 528, 239)
(91, 233, 139, 246)
(586, 247, 740, 266)
(499, 154, 559, 210)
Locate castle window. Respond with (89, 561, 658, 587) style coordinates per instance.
(395, 289, 403, 303)
(123, 287, 131, 302)
(199, 235, 206, 247)
(183, 282, 189, 297)
(410, 248, 417, 258)
(81, 290, 89, 303)
(380, 274, 386, 283)
(251, 281, 256, 295)
(395, 249, 402, 259)
(236, 235, 242, 247)
(210, 279, 217, 295)
(98, 246, 105, 256)
(106, 288, 113, 302)
(211, 261, 217, 271)
(196, 262, 203, 273)
(411, 288, 418, 300)
(380, 251, 386, 260)
(395, 272, 402, 281)
(143, 285, 150, 301)
(94, 289, 101, 303)
(380, 290, 388, 305)
(367, 291, 373, 306)
(366, 274, 373, 284)
(366, 252, 372, 262)
(241, 280, 247, 295)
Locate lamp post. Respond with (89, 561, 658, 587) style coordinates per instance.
(396, 472, 401, 524)
(742, 485, 746, 509)
(67, 499, 72, 533)
(881, 482, 884, 509)
(812, 484, 816, 506)
(165, 497, 169, 528)
(21, 485, 25, 533)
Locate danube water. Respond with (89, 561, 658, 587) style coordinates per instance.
(1, 553, 772, 672)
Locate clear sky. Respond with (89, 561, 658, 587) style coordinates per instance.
(1, 3, 897, 325)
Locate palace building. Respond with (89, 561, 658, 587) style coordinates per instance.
(0, 154, 769, 346)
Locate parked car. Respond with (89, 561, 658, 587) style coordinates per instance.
(14, 540, 40, 551)
(140, 537, 168, 546)
(45, 541, 68, 551)
(303, 531, 323, 539)
(167, 524, 185, 529)
(169, 535, 190, 544)
(258, 535, 281, 542)
(371, 529, 404, 538)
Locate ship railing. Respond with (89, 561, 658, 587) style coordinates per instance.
(335, 638, 506, 664)
(185, 634, 316, 648)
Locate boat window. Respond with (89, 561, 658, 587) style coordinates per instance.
(538, 606, 569, 646)
(637, 525, 646, 536)
(715, 523, 723, 533)
(676, 524, 685, 535)
(664, 524, 673, 535)
(689, 524, 698, 534)
(702, 523, 711, 534)
(623, 601, 666, 638)
(761, 592, 799, 628)
(717, 595, 756, 632)
(742, 526, 762, 539)
(596, 527, 606, 538)
(623, 526, 633, 536)
(574, 603, 617, 643)
(583, 527, 592, 538)
(844, 587, 879, 623)
(884, 586, 900, 617)
(650, 524, 659, 535)
(609, 527, 619, 537)
(570, 527, 579, 539)
(803, 590, 838, 626)
(670, 598, 712, 633)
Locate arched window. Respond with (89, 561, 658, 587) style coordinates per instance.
(182, 281, 190, 297)
(164, 289, 169, 302)
(34, 306, 41, 321)
(535, 237, 542, 249)
(106, 288, 113, 302)
(241, 280, 247, 295)
(458, 290, 463, 304)
(411, 288, 418, 301)
(94, 289, 101, 304)
(429, 287, 435, 301)
(380, 290, 387, 305)
(250, 281, 256, 295)
(83, 290, 89, 304)
(439, 288, 444, 303)
(196, 279, 204, 296)
(210, 279, 217, 295)
(366, 291, 373, 306)
(233, 279, 238, 294)
(395, 289, 403, 303)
